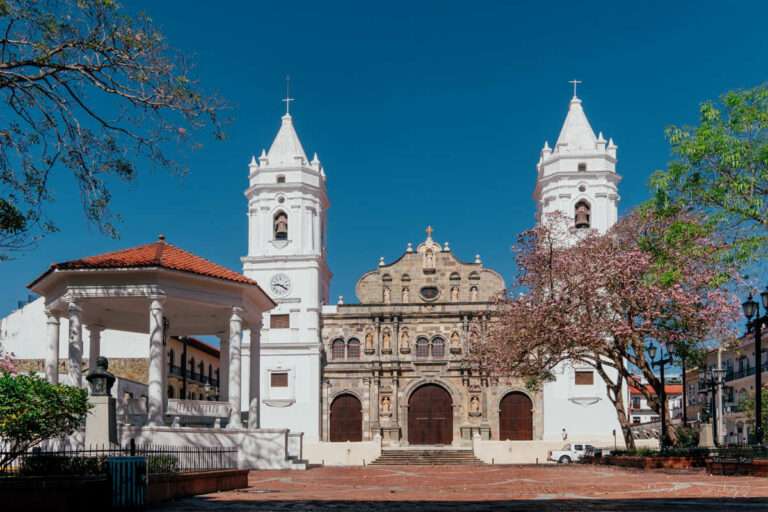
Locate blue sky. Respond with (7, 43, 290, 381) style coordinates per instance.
(3, 0, 768, 314)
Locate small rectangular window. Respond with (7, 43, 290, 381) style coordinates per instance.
(271, 372, 288, 388)
(270, 314, 290, 329)
(575, 370, 594, 385)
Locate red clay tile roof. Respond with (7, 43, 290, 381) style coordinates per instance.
(29, 238, 258, 287)
(629, 384, 683, 396)
(175, 336, 220, 358)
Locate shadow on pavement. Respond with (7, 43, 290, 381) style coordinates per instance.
(153, 497, 768, 511)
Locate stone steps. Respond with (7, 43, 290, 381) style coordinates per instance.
(369, 449, 484, 466)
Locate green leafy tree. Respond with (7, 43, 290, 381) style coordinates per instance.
(0, 373, 90, 466)
(651, 84, 768, 260)
(0, 0, 224, 258)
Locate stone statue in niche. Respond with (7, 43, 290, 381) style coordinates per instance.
(382, 329, 391, 351)
(470, 286, 479, 301)
(383, 287, 391, 304)
(402, 287, 410, 302)
(451, 287, 459, 302)
(425, 249, 434, 269)
(450, 331, 461, 349)
(381, 396, 392, 415)
(469, 395, 481, 416)
(400, 328, 410, 352)
(365, 332, 374, 352)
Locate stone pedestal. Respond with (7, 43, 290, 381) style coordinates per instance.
(85, 395, 117, 447)
(699, 423, 714, 448)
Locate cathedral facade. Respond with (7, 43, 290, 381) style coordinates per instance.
(319, 228, 542, 445)
(248, 90, 624, 446)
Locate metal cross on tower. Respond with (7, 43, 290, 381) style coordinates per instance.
(282, 75, 295, 115)
(568, 79, 582, 98)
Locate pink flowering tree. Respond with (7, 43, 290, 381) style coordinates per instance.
(0, 342, 16, 374)
(474, 207, 740, 448)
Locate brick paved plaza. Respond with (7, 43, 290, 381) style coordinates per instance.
(154, 465, 768, 511)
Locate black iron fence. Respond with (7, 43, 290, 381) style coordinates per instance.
(0, 442, 237, 477)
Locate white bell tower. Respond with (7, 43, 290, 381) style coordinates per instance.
(534, 86, 626, 446)
(241, 97, 330, 440)
(533, 85, 621, 234)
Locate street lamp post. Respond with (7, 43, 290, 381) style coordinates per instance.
(742, 287, 768, 446)
(699, 368, 726, 447)
(647, 342, 676, 451)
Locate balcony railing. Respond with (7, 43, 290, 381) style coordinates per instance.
(167, 366, 218, 388)
(725, 363, 768, 382)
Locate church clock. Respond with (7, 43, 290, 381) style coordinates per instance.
(270, 273, 291, 297)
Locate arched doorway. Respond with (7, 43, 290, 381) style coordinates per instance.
(329, 394, 363, 442)
(499, 392, 533, 440)
(408, 384, 453, 445)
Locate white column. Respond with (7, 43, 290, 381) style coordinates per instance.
(147, 297, 165, 426)
(248, 320, 262, 429)
(218, 331, 230, 401)
(227, 307, 244, 429)
(45, 309, 60, 384)
(67, 302, 83, 387)
(88, 325, 103, 373)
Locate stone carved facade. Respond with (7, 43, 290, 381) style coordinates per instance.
(320, 229, 544, 446)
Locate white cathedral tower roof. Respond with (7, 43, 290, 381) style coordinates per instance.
(264, 113, 308, 167)
(555, 96, 597, 152)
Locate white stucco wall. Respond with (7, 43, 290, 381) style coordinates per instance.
(542, 361, 625, 444)
(303, 439, 382, 466)
(1, 297, 149, 360)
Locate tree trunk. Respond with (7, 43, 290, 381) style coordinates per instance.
(592, 357, 635, 450)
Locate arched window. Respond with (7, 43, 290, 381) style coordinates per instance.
(432, 337, 445, 358)
(208, 364, 213, 382)
(199, 361, 205, 382)
(575, 200, 591, 229)
(167, 385, 174, 398)
(416, 338, 429, 358)
(347, 338, 361, 359)
(189, 357, 196, 379)
(332, 339, 345, 360)
(274, 211, 288, 240)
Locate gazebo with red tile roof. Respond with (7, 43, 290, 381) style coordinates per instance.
(28, 235, 275, 428)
